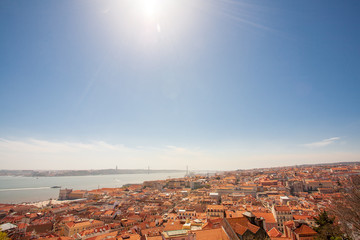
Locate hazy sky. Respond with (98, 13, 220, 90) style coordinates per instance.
(0, 0, 359, 170)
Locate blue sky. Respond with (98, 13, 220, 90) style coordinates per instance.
(0, 0, 359, 170)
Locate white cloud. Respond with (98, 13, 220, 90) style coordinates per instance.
(0, 137, 358, 170)
(302, 137, 340, 148)
(102, 8, 110, 14)
(165, 146, 201, 155)
(0, 138, 129, 153)
(0, 138, 204, 170)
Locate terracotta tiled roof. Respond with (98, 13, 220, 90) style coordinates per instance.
(283, 220, 294, 228)
(17, 222, 28, 230)
(293, 215, 313, 220)
(194, 228, 230, 240)
(163, 221, 183, 231)
(226, 217, 259, 235)
(233, 223, 248, 235)
(253, 212, 276, 223)
(267, 227, 282, 237)
(294, 224, 317, 236)
(274, 206, 291, 212)
(207, 205, 225, 210)
(147, 236, 163, 240)
(246, 222, 260, 234)
(226, 217, 249, 228)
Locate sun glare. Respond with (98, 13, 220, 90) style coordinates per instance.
(141, 0, 162, 18)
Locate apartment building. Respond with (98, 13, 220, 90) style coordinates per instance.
(272, 205, 293, 232)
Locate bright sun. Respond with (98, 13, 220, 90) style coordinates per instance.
(141, 0, 162, 18)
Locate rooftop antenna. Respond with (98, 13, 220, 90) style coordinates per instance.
(186, 165, 189, 176)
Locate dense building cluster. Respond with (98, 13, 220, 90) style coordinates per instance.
(0, 163, 359, 240)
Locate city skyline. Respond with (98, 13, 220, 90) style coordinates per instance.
(1, 0, 360, 170)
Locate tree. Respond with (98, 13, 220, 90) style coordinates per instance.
(314, 211, 346, 240)
(0, 231, 10, 240)
(330, 175, 360, 239)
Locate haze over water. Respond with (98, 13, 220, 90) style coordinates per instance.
(0, 172, 186, 204)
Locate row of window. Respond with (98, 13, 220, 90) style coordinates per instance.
(178, 213, 196, 216)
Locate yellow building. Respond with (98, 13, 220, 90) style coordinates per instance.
(64, 220, 104, 236)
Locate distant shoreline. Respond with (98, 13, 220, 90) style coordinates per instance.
(0, 171, 188, 204)
(0, 169, 186, 177)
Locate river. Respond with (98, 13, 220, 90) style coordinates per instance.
(0, 172, 186, 204)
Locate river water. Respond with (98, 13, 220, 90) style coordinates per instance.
(0, 172, 186, 204)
